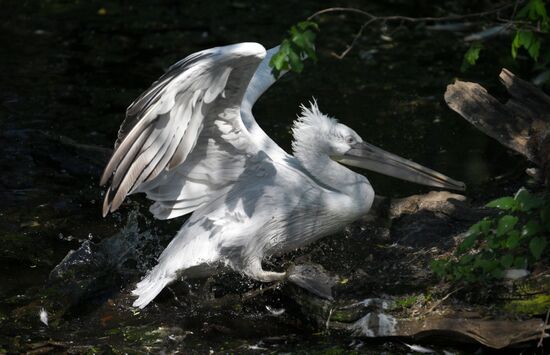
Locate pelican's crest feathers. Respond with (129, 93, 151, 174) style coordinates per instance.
(292, 99, 338, 155)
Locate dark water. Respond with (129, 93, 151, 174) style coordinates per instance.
(0, 0, 527, 353)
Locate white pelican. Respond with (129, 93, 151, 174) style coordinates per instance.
(100, 43, 465, 308)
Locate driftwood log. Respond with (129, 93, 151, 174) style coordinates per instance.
(444, 69, 550, 183)
(290, 287, 548, 349)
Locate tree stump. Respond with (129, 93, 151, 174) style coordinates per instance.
(444, 69, 550, 183)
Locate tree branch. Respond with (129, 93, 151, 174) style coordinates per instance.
(331, 18, 377, 59)
(308, 2, 520, 59)
(308, 3, 517, 23)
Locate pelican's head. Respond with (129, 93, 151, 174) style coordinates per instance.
(292, 101, 465, 191)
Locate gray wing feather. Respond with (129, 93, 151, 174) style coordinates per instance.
(101, 43, 266, 217)
(111, 125, 154, 189)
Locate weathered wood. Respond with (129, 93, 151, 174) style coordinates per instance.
(499, 68, 550, 121)
(444, 79, 532, 160)
(444, 69, 550, 181)
(291, 287, 548, 349)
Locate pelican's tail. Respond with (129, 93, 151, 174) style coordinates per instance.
(132, 268, 175, 309)
(131, 230, 221, 308)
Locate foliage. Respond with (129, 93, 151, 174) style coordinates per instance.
(512, 0, 548, 61)
(461, 42, 483, 71)
(461, 0, 549, 72)
(269, 21, 318, 78)
(394, 295, 420, 309)
(431, 188, 550, 283)
(503, 293, 550, 315)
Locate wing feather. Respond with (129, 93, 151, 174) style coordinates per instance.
(101, 43, 266, 216)
(111, 115, 177, 211)
(110, 114, 169, 190)
(167, 94, 205, 169)
(111, 125, 154, 189)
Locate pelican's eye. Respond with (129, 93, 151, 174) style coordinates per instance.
(345, 136, 355, 144)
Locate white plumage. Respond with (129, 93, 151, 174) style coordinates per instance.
(100, 42, 464, 308)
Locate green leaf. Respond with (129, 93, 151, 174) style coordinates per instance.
(529, 236, 547, 260)
(269, 40, 292, 78)
(457, 233, 478, 254)
(302, 31, 318, 60)
(269, 51, 286, 71)
(486, 196, 517, 210)
(460, 254, 475, 264)
(515, 188, 544, 211)
(478, 219, 493, 234)
(501, 254, 514, 268)
(517, 0, 549, 22)
(474, 257, 487, 270)
(533, 0, 549, 19)
(527, 36, 541, 61)
(512, 33, 520, 59)
(517, 1, 530, 19)
(478, 258, 499, 273)
(269, 20, 319, 78)
(522, 0, 550, 30)
(430, 259, 449, 278)
(520, 31, 534, 48)
(488, 237, 501, 249)
(512, 30, 541, 61)
(513, 256, 528, 268)
(521, 220, 541, 238)
(491, 268, 504, 278)
(288, 48, 304, 73)
(289, 24, 317, 63)
(541, 205, 550, 230)
(453, 268, 464, 280)
(506, 230, 521, 249)
(465, 43, 483, 65)
(511, 31, 530, 58)
(296, 20, 319, 31)
(497, 215, 519, 236)
(461, 42, 483, 71)
(291, 28, 315, 48)
(530, 0, 548, 21)
(468, 219, 492, 234)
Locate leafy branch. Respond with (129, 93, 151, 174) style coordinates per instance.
(431, 188, 549, 283)
(269, 21, 318, 78)
(270, 1, 550, 77)
(511, 0, 548, 62)
(308, 3, 523, 61)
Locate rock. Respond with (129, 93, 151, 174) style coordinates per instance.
(499, 275, 550, 316)
(503, 269, 530, 280)
(388, 191, 492, 248)
(49, 241, 104, 281)
(26, 211, 168, 318)
(287, 263, 339, 300)
(388, 191, 467, 219)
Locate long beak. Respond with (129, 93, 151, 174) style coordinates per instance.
(338, 142, 466, 191)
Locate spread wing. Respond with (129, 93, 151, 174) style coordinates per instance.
(100, 43, 267, 218)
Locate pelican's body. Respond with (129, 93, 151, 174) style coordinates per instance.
(100, 43, 464, 308)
